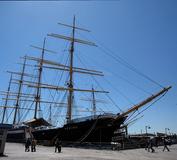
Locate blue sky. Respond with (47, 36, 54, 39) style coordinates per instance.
(0, 0, 177, 134)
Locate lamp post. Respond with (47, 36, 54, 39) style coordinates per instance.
(165, 128, 170, 136)
(141, 129, 143, 134)
(145, 125, 151, 136)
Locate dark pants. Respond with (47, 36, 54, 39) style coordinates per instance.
(148, 144, 155, 153)
(25, 145, 30, 152)
(31, 145, 36, 152)
(145, 143, 149, 150)
(55, 146, 61, 153)
(163, 145, 170, 151)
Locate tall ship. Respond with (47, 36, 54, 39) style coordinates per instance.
(0, 17, 171, 144)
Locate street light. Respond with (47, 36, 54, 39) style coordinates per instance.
(165, 128, 170, 135)
(145, 125, 151, 135)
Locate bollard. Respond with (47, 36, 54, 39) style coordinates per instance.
(0, 123, 12, 156)
(0, 129, 7, 156)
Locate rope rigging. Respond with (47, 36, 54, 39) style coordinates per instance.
(75, 28, 164, 89)
(76, 48, 152, 96)
(50, 54, 70, 125)
(103, 77, 136, 106)
(53, 90, 68, 126)
(79, 115, 101, 143)
(37, 41, 70, 125)
(20, 66, 38, 122)
(73, 30, 170, 128)
(97, 45, 165, 89)
(50, 40, 70, 99)
(3, 19, 169, 128)
(75, 52, 123, 112)
(124, 91, 168, 125)
(20, 101, 35, 122)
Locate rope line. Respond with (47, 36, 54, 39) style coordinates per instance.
(75, 29, 164, 89)
(75, 53, 123, 112)
(125, 92, 167, 124)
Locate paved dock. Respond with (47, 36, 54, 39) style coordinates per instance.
(1, 143, 177, 160)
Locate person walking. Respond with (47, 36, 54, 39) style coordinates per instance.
(55, 138, 62, 153)
(31, 139, 37, 152)
(145, 138, 150, 151)
(154, 137, 159, 148)
(25, 138, 31, 152)
(163, 137, 170, 152)
(148, 137, 155, 153)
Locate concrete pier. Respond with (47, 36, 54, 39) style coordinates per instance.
(2, 143, 177, 160)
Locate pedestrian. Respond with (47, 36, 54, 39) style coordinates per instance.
(55, 138, 62, 153)
(145, 138, 149, 151)
(154, 137, 159, 147)
(25, 138, 31, 152)
(148, 137, 155, 153)
(31, 138, 37, 152)
(163, 137, 170, 152)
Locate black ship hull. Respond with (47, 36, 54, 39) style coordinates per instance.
(7, 115, 126, 144)
(7, 127, 26, 143)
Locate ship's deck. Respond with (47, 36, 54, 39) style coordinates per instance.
(3, 142, 177, 160)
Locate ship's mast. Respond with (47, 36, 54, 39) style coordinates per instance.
(13, 57, 26, 125)
(117, 86, 172, 119)
(79, 86, 107, 116)
(42, 17, 107, 123)
(34, 38, 46, 119)
(67, 16, 75, 123)
(49, 105, 52, 124)
(92, 87, 96, 117)
(1, 74, 12, 123)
